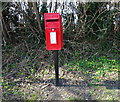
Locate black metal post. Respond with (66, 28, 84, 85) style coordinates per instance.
(54, 50, 59, 86)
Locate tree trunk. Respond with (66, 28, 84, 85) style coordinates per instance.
(32, 2, 43, 35)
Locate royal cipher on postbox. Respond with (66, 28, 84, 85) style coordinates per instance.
(44, 13, 63, 50)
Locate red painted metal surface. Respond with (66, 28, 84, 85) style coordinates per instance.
(44, 13, 63, 50)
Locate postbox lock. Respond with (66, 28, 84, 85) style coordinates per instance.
(52, 29, 54, 31)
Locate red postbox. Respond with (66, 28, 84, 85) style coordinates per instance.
(44, 13, 63, 50)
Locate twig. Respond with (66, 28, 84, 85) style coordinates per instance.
(5, 70, 17, 78)
(1, 15, 11, 40)
(63, 15, 72, 32)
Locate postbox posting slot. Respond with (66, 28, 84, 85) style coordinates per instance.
(46, 19, 58, 22)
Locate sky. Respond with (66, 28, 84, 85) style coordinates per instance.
(1, 0, 120, 2)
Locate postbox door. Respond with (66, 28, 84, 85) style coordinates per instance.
(45, 28, 61, 50)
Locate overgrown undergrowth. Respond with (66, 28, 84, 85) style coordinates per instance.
(2, 39, 120, 100)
